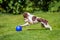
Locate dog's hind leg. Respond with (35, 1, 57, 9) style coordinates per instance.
(41, 22, 52, 31)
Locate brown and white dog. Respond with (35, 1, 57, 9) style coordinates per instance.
(21, 12, 52, 31)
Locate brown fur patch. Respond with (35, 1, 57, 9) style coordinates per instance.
(37, 18, 48, 25)
(32, 16, 36, 21)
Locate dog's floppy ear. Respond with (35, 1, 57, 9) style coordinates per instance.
(32, 16, 36, 21)
(23, 12, 28, 18)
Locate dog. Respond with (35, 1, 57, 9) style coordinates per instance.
(21, 12, 52, 31)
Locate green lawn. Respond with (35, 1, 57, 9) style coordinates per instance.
(0, 12, 60, 40)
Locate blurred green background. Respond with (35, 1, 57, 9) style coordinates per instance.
(0, 0, 60, 14)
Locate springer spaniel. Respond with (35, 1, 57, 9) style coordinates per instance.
(21, 12, 52, 31)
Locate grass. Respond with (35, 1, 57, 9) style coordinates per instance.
(0, 12, 60, 40)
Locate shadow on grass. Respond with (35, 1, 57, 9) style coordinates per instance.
(0, 25, 5, 28)
(27, 28, 46, 30)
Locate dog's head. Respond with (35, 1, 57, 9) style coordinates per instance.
(23, 12, 28, 18)
(23, 12, 31, 22)
(23, 12, 31, 18)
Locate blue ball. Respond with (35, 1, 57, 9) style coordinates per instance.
(16, 26, 22, 31)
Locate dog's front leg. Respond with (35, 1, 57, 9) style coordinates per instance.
(21, 22, 30, 27)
